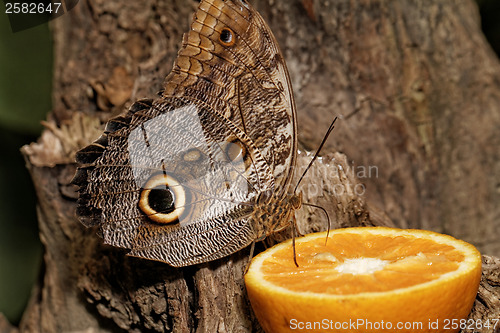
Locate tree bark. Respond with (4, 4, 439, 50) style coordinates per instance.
(9, 0, 500, 332)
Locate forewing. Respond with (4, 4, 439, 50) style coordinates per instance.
(164, 0, 297, 196)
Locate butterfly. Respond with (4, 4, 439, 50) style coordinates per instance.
(72, 0, 302, 267)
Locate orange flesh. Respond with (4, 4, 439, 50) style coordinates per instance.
(261, 233, 463, 295)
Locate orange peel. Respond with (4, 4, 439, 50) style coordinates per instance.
(245, 227, 482, 332)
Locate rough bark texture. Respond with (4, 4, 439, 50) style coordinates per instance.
(464, 255, 500, 333)
(4, 0, 500, 332)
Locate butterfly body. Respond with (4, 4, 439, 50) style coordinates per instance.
(73, 0, 299, 267)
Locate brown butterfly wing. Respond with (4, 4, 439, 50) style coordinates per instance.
(73, 0, 297, 266)
(76, 97, 275, 266)
(165, 0, 297, 195)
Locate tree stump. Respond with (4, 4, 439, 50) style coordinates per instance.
(5, 0, 500, 332)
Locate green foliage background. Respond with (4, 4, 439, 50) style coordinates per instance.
(0, 0, 498, 325)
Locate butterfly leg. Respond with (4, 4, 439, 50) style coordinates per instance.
(292, 216, 299, 267)
(244, 234, 268, 274)
(244, 241, 256, 274)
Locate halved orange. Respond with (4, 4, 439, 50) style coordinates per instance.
(245, 227, 481, 333)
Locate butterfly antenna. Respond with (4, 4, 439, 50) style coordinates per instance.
(293, 117, 337, 247)
(303, 203, 331, 245)
(293, 117, 338, 194)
